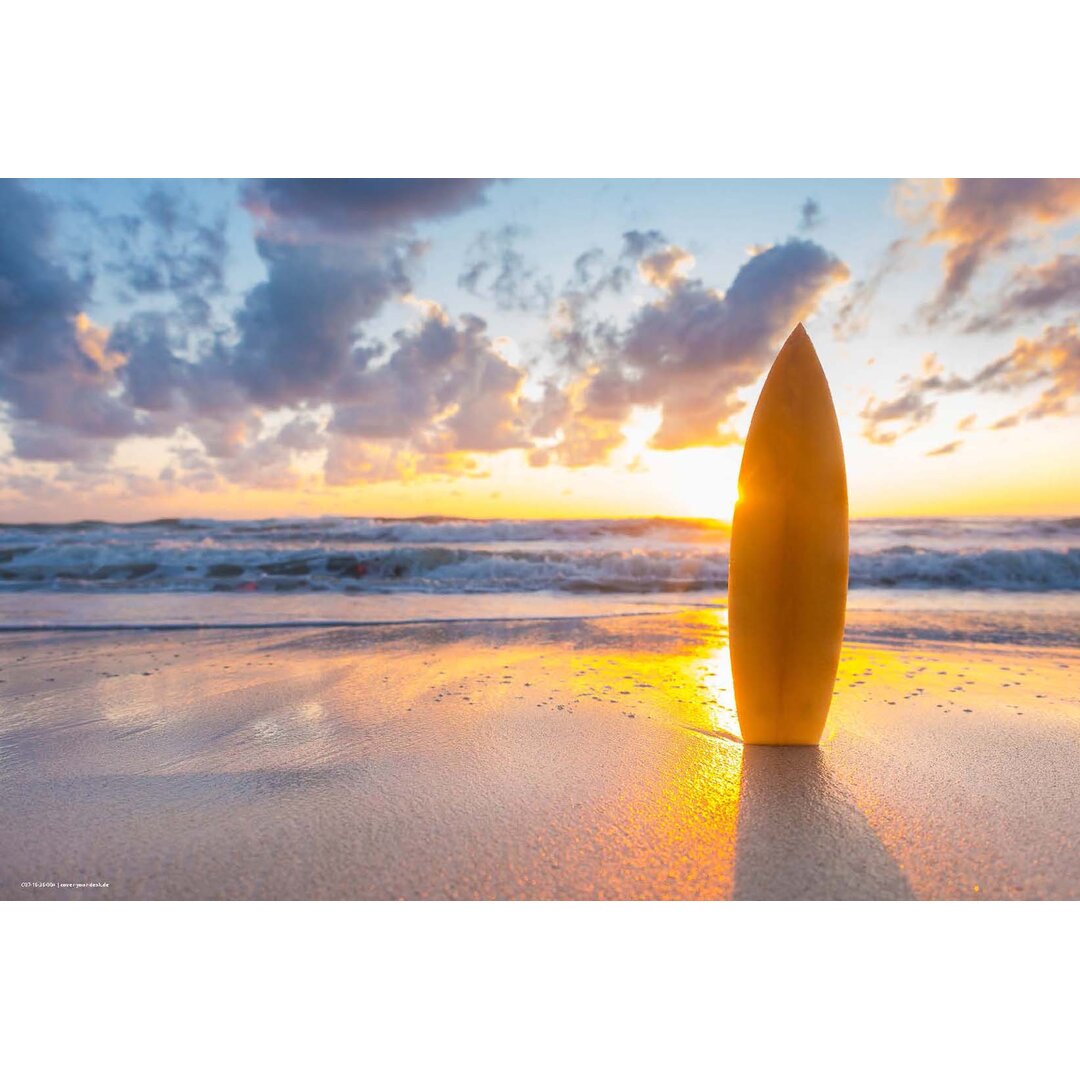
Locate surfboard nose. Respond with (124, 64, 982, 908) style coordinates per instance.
(779, 322, 814, 360)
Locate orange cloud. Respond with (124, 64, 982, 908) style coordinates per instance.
(973, 321, 1080, 424)
(74, 313, 127, 374)
(921, 179, 1080, 320)
(860, 321, 1080, 445)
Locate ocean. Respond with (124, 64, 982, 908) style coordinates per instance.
(0, 515, 1076, 645)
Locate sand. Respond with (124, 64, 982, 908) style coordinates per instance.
(1, 610, 1077, 900)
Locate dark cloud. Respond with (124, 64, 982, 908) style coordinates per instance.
(243, 179, 494, 236)
(539, 232, 658, 377)
(568, 245, 632, 300)
(76, 185, 228, 318)
(799, 198, 822, 231)
(12, 184, 247, 468)
(331, 306, 530, 455)
(223, 237, 407, 408)
(0, 180, 160, 461)
(99, 183, 476, 466)
(1, 181, 856, 495)
(458, 225, 552, 312)
(1, 179, 506, 480)
(621, 230, 667, 259)
(922, 179, 1080, 321)
(118, 187, 227, 302)
(543, 241, 633, 373)
(108, 312, 194, 414)
(0, 180, 88, 352)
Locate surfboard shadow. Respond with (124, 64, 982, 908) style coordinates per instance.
(732, 746, 913, 900)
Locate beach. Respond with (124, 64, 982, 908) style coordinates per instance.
(3, 605, 1077, 900)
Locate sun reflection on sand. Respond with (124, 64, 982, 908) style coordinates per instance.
(22, 611, 1072, 897)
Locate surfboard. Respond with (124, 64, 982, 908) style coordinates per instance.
(729, 323, 848, 745)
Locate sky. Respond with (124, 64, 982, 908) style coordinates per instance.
(1, 178, 1078, 523)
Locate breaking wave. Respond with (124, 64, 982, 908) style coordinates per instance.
(0, 516, 1076, 593)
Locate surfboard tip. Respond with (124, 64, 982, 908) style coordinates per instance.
(778, 322, 817, 366)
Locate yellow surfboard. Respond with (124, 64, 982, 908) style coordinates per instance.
(729, 324, 848, 745)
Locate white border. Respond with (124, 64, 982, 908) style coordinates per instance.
(4, 902, 1077, 1076)
(2, 1, 1076, 176)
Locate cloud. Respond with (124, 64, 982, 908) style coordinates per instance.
(0, 180, 162, 462)
(925, 440, 962, 457)
(457, 225, 552, 312)
(0, 181, 244, 470)
(569, 245, 633, 299)
(243, 179, 494, 237)
(615, 238, 849, 452)
(858, 354, 959, 444)
(637, 244, 694, 289)
(833, 239, 908, 340)
(215, 435, 309, 490)
(542, 242, 633, 373)
(104, 183, 493, 469)
(1, 182, 854, 498)
(111, 265, 532, 483)
(330, 305, 531, 459)
(275, 415, 325, 452)
(0, 179, 87, 353)
(322, 435, 484, 487)
(534, 377, 628, 468)
(549, 412, 627, 467)
(222, 237, 407, 409)
(528, 379, 572, 439)
(860, 323, 1080, 444)
(968, 321, 1080, 423)
(921, 179, 1080, 320)
(798, 198, 822, 231)
(108, 312, 203, 415)
(532, 236, 848, 464)
(859, 390, 937, 445)
(110, 186, 227, 308)
(1, 179, 511, 488)
(966, 253, 1080, 332)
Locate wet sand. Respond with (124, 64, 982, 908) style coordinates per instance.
(1, 611, 1077, 899)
